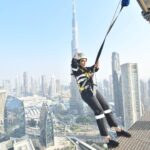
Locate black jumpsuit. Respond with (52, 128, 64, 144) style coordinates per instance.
(71, 58, 118, 136)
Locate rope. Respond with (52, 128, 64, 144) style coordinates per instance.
(95, 6, 123, 65)
(93, 2, 124, 86)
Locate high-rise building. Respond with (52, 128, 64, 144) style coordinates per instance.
(49, 75, 56, 98)
(41, 75, 47, 97)
(56, 79, 61, 95)
(70, 0, 84, 114)
(103, 79, 113, 102)
(14, 76, 21, 97)
(30, 76, 38, 96)
(109, 75, 114, 103)
(0, 90, 7, 134)
(148, 79, 150, 99)
(98, 79, 112, 103)
(121, 63, 142, 129)
(140, 80, 149, 111)
(3, 80, 12, 95)
(4, 96, 25, 138)
(112, 52, 124, 124)
(40, 103, 54, 148)
(23, 72, 29, 96)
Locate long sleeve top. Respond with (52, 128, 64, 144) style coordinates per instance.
(71, 58, 99, 92)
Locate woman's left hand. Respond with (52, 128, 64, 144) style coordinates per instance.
(94, 60, 99, 69)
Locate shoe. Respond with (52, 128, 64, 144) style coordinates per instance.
(107, 139, 119, 148)
(116, 130, 131, 137)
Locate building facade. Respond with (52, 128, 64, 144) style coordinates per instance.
(121, 63, 142, 129)
(0, 90, 7, 134)
(40, 103, 54, 148)
(4, 96, 25, 138)
(23, 72, 29, 96)
(112, 52, 124, 124)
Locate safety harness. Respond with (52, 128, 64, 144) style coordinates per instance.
(78, 67, 94, 92)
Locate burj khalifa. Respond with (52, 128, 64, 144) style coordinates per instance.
(70, 0, 84, 115)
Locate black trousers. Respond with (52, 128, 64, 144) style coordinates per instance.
(81, 88, 118, 136)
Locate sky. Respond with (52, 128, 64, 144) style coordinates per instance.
(0, 0, 150, 84)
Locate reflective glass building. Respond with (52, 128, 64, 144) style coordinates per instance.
(40, 103, 54, 147)
(4, 96, 25, 138)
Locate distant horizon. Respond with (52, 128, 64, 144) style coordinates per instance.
(0, 63, 150, 88)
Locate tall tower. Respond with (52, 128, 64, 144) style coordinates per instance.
(70, 0, 83, 114)
(56, 79, 61, 95)
(23, 72, 28, 96)
(41, 75, 47, 97)
(112, 52, 124, 124)
(15, 76, 21, 97)
(3, 80, 12, 95)
(0, 90, 7, 134)
(121, 63, 142, 129)
(4, 96, 25, 138)
(148, 79, 150, 100)
(40, 103, 54, 147)
(49, 75, 56, 99)
(71, 0, 79, 56)
(140, 80, 149, 111)
(30, 76, 38, 96)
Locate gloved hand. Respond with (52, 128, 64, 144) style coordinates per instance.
(73, 52, 79, 60)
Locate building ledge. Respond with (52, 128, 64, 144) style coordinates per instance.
(111, 111, 150, 150)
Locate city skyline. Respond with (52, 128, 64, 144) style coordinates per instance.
(0, 0, 150, 84)
(1, 1, 150, 149)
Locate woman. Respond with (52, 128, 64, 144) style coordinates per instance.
(71, 52, 131, 148)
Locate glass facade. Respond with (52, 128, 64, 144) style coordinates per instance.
(4, 96, 25, 138)
(0, 90, 7, 134)
(40, 103, 54, 148)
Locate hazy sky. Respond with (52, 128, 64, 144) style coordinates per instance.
(0, 0, 150, 84)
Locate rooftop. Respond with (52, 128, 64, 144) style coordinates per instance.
(111, 111, 150, 150)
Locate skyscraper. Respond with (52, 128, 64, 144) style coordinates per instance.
(23, 72, 29, 96)
(4, 96, 25, 138)
(70, 0, 84, 114)
(40, 103, 54, 148)
(103, 79, 113, 102)
(140, 80, 149, 111)
(41, 75, 47, 97)
(148, 79, 150, 100)
(121, 63, 142, 129)
(98, 79, 113, 103)
(0, 90, 7, 134)
(3, 80, 12, 95)
(49, 75, 56, 98)
(112, 52, 124, 124)
(30, 76, 38, 96)
(14, 76, 21, 97)
(109, 75, 114, 103)
(56, 79, 61, 95)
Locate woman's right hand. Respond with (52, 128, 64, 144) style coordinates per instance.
(73, 52, 79, 59)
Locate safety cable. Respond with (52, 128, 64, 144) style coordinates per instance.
(94, 6, 123, 65)
(93, 4, 124, 87)
(95, 0, 130, 65)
